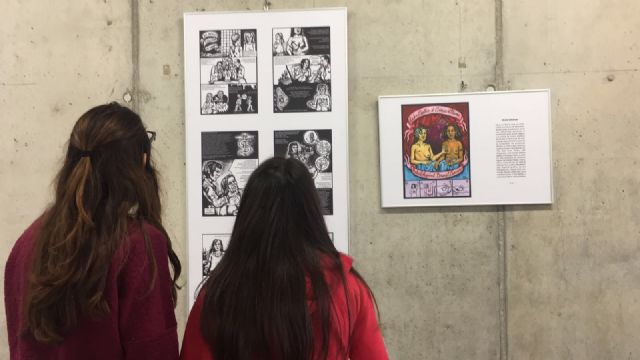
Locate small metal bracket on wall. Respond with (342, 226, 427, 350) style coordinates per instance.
(263, 0, 271, 11)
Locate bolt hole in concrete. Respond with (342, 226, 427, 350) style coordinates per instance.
(607, 74, 615, 82)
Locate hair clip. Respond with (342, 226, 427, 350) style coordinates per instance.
(79, 150, 92, 158)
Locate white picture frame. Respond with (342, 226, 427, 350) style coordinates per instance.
(378, 89, 553, 207)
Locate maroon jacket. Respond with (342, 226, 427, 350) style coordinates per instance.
(180, 253, 389, 360)
(4, 219, 179, 360)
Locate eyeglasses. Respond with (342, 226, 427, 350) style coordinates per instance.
(146, 130, 157, 143)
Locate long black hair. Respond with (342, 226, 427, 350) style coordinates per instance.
(200, 157, 349, 359)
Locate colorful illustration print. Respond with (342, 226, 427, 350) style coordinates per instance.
(401, 103, 471, 199)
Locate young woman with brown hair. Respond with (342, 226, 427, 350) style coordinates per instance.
(4, 102, 182, 359)
(180, 157, 388, 360)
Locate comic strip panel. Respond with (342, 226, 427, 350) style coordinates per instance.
(202, 131, 259, 216)
(272, 27, 329, 56)
(401, 103, 471, 199)
(202, 234, 231, 276)
(272, 27, 331, 113)
(274, 129, 333, 214)
(199, 29, 258, 115)
(200, 29, 257, 58)
(201, 84, 257, 115)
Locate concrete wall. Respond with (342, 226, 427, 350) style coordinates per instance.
(1, 0, 638, 359)
(504, 1, 640, 358)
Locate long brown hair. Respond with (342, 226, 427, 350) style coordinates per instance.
(24, 102, 181, 344)
(200, 157, 376, 359)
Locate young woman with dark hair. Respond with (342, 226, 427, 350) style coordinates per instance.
(4, 102, 182, 359)
(180, 157, 388, 360)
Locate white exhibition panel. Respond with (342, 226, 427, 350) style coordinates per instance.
(378, 90, 553, 207)
(184, 8, 349, 307)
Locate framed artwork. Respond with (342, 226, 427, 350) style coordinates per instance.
(378, 90, 553, 207)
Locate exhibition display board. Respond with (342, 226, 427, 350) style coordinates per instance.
(184, 8, 349, 306)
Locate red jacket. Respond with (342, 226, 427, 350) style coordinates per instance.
(180, 253, 389, 360)
(4, 219, 179, 360)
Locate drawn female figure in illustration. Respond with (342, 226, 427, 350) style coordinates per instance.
(212, 90, 229, 113)
(293, 58, 312, 82)
(286, 27, 309, 55)
(410, 127, 443, 171)
(229, 32, 242, 58)
(287, 138, 318, 179)
(202, 160, 228, 213)
(246, 96, 254, 112)
(234, 96, 243, 112)
(210, 61, 224, 83)
(243, 32, 257, 53)
(220, 174, 242, 216)
(273, 32, 285, 56)
(202, 92, 215, 115)
(439, 123, 464, 171)
(223, 64, 233, 82)
(306, 83, 331, 111)
(410, 183, 418, 197)
(286, 141, 303, 161)
(235, 59, 246, 83)
(203, 238, 225, 276)
(312, 55, 331, 83)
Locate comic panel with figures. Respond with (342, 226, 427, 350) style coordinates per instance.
(199, 29, 258, 115)
(401, 103, 471, 199)
(202, 234, 231, 276)
(272, 27, 331, 113)
(274, 129, 333, 214)
(202, 131, 259, 216)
